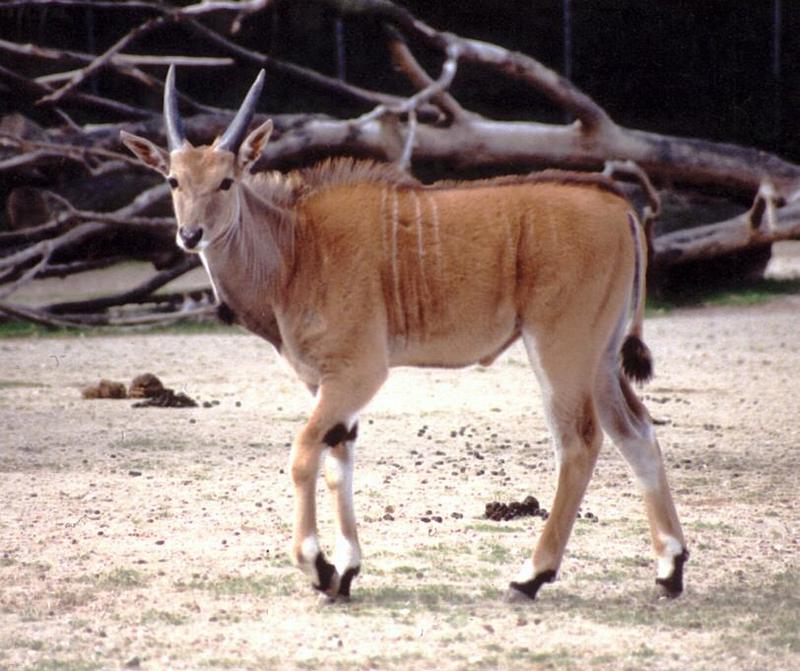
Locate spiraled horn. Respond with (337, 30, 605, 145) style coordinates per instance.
(164, 65, 186, 151)
(217, 70, 266, 154)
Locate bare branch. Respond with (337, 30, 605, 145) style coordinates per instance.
(357, 44, 460, 126)
(46, 255, 200, 315)
(0, 1, 161, 9)
(37, 15, 170, 106)
(0, 63, 154, 120)
(395, 109, 417, 172)
(653, 197, 800, 267)
(182, 0, 272, 33)
(324, 0, 612, 132)
(386, 28, 467, 124)
(0, 133, 145, 174)
(180, 16, 418, 112)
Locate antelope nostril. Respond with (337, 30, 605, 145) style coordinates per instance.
(179, 227, 203, 249)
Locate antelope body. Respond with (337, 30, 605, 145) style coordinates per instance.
(122, 68, 688, 602)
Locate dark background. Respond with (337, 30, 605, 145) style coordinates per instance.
(0, 0, 795, 161)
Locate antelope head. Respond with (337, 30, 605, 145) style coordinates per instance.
(121, 66, 272, 253)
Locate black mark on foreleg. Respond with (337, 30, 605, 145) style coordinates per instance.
(323, 421, 359, 447)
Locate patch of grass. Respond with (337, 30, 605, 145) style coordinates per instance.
(108, 436, 186, 453)
(176, 573, 292, 598)
(3, 637, 44, 651)
(549, 566, 800, 667)
(466, 522, 521, 534)
(199, 658, 258, 669)
(648, 277, 800, 312)
(740, 571, 800, 653)
(138, 609, 188, 626)
(0, 320, 87, 339)
(478, 542, 512, 564)
(632, 644, 658, 659)
(0, 380, 49, 389)
(616, 555, 650, 569)
(51, 588, 96, 612)
(354, 583, 501, 612)
(95, 567, 148, 589)
(510, 647, 575, 669)
(24, 659, 103, 671)
(0, 317, 234, 340)
(690, 520, 738, 534)
(363, 652, 425, 669)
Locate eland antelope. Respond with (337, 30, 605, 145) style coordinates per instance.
(122, 67, 688, 603)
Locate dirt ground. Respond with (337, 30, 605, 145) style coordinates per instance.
(1, 245, 799, 671)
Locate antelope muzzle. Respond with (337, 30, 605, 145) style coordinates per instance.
(178, 226, 204, 252)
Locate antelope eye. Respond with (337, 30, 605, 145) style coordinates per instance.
(218, 177, 233, 191)
(167, 177, 179, 190)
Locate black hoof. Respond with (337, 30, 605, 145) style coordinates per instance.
(506, 569, 557, 602)
(656, 548, 689, 598)
(312, 552, 337, 595)
(338, 566, 361, 601)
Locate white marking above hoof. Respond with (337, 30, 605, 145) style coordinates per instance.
(657, 536, 684, 580)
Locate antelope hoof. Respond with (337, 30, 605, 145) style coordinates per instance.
(337, 566, 361, 602)
(312, 552, 339, 597)
(656, 548, 689, 599)
(505, 569, 557, 603)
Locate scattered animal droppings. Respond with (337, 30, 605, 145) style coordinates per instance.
(129, 373, 164, 398)
(485, 495, 545, 521)
(82, 379, 127, 399)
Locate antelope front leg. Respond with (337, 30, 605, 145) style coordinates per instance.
(289, 424, 337, 596)
(288, 364, 387, 600)
(324, 433, 361, 600)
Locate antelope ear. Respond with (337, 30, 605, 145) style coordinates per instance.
(120, 130, 170, 176)
(238, 119, 273, 171)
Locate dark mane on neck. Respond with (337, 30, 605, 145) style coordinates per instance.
(251, 158, 625, 203)
(297, 157, 419, 191)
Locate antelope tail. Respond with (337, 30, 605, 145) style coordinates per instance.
(621, 211, 653, 384)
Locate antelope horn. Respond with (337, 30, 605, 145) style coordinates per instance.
(217, 70, 266, 154)
(164, 65, 186, 151)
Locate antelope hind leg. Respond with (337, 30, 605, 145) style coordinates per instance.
(594, 367, 688, 597)
(507, 391, 603, 602)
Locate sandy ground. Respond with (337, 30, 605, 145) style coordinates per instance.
(1, 245, 799, 670)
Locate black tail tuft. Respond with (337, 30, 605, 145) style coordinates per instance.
(621, 334, 653, 384)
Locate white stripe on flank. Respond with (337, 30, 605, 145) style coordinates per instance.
(379, 186, 389, 255)
(411, 191, 425, 262)
(425, 193, 443, 276)
(390, 188, 403, 330)
(410, 190, 429, 304)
